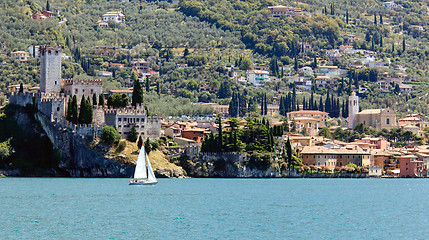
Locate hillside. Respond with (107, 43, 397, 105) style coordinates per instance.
(1, 0, 429, 116)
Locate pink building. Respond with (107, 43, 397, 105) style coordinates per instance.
(355, 137, 390, 150)
(399, 155, 424, 178)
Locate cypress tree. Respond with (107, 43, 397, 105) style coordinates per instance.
(92, 93, 97, 106)
(324, 6, 327, 15)
(380, 35, 383, 48)
(264, 93, 268, 116)
(19, 83, 24, 93)
(78, 96, 86, 124)
(392, 39, 395, 53)
(217, 114, 223, 152)
(294, 56, 298, 72)
(137, 136, 143, 148)
(66, 98, 72, 121)
(319, 96, 324, 111)
(292, 85, 297, 111)
(346, 10, 349, 24)
(402, 38, 406, 52)
(146, 76, 150, 92)
(71, 95, 78, 124)
(286, 137, 292, 169)
(279, 96, 284, 116)
(380, 14, 383, 24)
(144, 138, 151, 154)
(99, 94, 105, 107)
(132, 79, 144, 106)
(260, 95, 264, 115)
(303, 97, 306, 110)
(46, 0, 50, 11)
(374, 13, 377, 24)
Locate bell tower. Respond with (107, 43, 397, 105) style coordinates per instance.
(348, 92, 359, 129)
(40, 46, 62, 93)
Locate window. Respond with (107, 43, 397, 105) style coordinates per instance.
(118, 118, 121, 122)
(55, 81, 57, 85)
(386, 118, 390, 125)
(57, 107, 60, 111)
(75, 89, 78, 94)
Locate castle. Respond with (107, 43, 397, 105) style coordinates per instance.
(8, 46, 160, 140)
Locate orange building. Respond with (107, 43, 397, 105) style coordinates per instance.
(181, 128, 207, 143)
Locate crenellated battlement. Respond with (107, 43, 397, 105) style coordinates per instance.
(104, 104, 147, 115)
(39, 45, 62, 56)
(62, 79, 103, 86)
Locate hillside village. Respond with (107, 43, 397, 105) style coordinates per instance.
(2, 0, 429, 177)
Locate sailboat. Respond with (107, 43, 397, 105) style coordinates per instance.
(129, 144, 158, 185)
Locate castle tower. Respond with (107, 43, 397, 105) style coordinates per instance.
(348, 92, 359, 129)
(40, 46, 62, 93)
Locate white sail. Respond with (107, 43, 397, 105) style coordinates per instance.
(134, 146, 147, 179)
(146, 152, 157, 182)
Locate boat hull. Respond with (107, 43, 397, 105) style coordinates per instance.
(129, 180, 158, 186)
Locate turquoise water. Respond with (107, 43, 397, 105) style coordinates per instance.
(1, 178, 429, 239)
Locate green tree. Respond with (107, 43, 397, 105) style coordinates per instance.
(108, 93, 129, 108)
(144, 138, 151, 154)
(71, 95, 78, 124)
(99, 94, 105, 107)
(286, 137, 292, 169)
(319, 127, 332, 139)
(137, 136, 143, 148)
(146, 76, 150, 92)
(78, 96, 92, 124)
(46, 0, 50, 11)
(132, 80, 144, 106)
(92, 93, 97, 106)
(101, 126, 121, 146)
(19, 83, 23, 93)
(128, 125, 138, 142)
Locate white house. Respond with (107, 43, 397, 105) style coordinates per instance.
(102, 11, 125, 23)
(246, 70, 270, 86)
(317, 66, 341, 76)
(384, 1, 398, 9)
(368, 165, 383, 177)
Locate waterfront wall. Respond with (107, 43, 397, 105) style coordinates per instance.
(37, 113, 134, 177)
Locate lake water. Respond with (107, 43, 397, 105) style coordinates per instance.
(1, 178, 429, 239)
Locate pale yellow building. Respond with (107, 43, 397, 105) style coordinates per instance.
(355, 108, 397, 130)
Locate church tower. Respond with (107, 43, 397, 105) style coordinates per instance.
(39, 46, 62, 93)
(348, 92, 359, 129)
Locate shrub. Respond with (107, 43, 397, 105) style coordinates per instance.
(101, 126, 121, 146)
(117, 141, 126, 152)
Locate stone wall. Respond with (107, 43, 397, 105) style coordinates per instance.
(37, 113, 134, 177)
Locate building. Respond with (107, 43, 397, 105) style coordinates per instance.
(384, 1, 398, 9)
(40, 46, 62, 94)
(344, 34, 357, 44)
(246, 70, 269, 86)
(348, 92, 359, 129)
(399, 85, 412, 93)
(32, 13, 47, 21)
(41, 11, 55, 18)
(368, 165, 383, 177)
(398, 116, 421, 127)
(355, 137, 390, 150)
(356, 108, 397, 130)
(317, 66, 341, 76)
(97, 71, 113, 77)
(96, 20, 110, 29)
(300, 145, 371, 170)
(182, 128, 207, 143)
(11, 51, 29, 62)
(326, 49, 342, 59)
(287, 110, 329, 128)
(102, 11, 125, 23)
(62, 79, 103, 101)
(268, 6, 303, 17)
(104, 105, 161, 140)
(399, 155, 424, 177)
